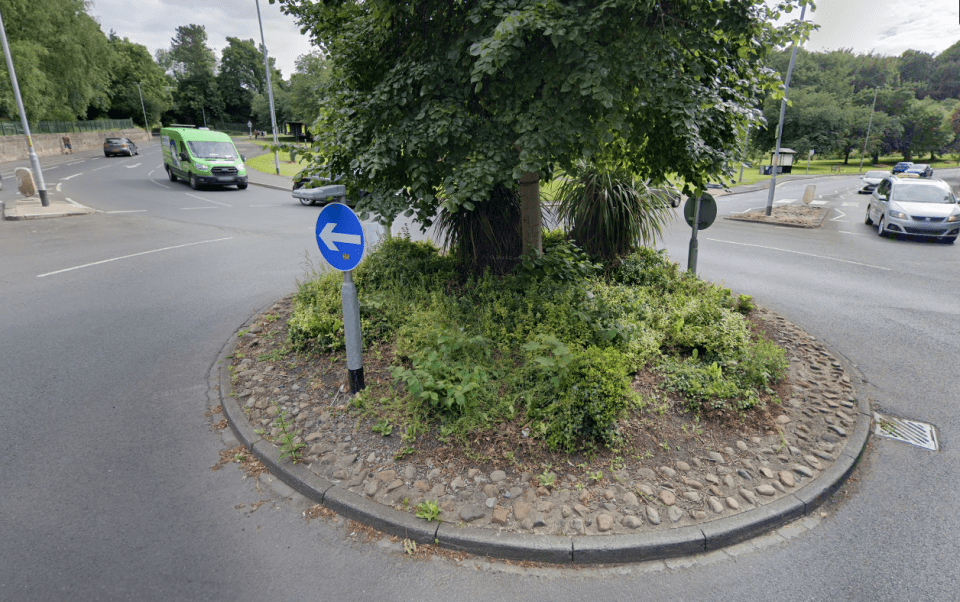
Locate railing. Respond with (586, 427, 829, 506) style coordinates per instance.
(0, 118, 135, 136)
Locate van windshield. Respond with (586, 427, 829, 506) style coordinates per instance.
(187, 141, 236, 160)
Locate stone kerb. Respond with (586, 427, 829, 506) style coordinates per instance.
(0, 128, 152, 163)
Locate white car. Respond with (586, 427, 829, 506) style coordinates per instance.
(865, 176, 960, 244)
(858, 170, 888, 194)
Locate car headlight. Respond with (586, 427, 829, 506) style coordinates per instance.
(194, 162, 211, 171)
(889, 210, 908, 219)
(947, 214, 960, 223)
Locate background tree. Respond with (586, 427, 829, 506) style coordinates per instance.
(162, 25, 222, 125)
(287, 51, 329, 132)
(105, 35, 173, 128)
(0, 0, 113, 120)
(275, 0, 813, 262)
(899, 99, 953, 161)
(217, 37, 267, 123)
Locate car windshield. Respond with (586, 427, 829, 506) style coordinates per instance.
(864, 171, 886, 179)
(892, 185, 956, 204)
(187, 141, 236, 159)
(105, 138, 122, 144)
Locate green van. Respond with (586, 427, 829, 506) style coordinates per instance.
(161, 126, 248, 190)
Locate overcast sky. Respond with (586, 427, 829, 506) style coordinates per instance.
(88, 0, 960, 79)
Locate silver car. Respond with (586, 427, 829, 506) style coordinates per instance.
(865, 176, 960, 243)
(858, 170, 888, 194)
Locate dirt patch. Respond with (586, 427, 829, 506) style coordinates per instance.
(725, 205, 830, 228)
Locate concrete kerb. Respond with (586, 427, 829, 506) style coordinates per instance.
(216, 306, 873, 565)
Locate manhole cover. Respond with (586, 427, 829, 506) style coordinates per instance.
(874, 413, 939, 451)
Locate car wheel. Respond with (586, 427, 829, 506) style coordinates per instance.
(189, 174, 199, 190)
(237, 183, 248, 190)
(167, 166, 177, 182)
(877, 216, 886, 237)
(104, 152, 110, 158)
(299, 197, 316, 206)
(864, 206, 873, 225)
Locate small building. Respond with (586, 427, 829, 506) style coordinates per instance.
(285, 122, 310, 142)
(769, 148, 797, 174)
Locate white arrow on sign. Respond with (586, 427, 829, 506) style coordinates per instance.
(319, 221, 361, 252)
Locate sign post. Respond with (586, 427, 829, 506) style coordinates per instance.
(684, 193, 717, 275)
(315, 203, 367, 393)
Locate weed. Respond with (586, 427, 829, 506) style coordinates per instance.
(403, 539, 417, 555)
(588, 470, 603, 484)
(372, 418, 393, 436)
(273, 402, 305, 462)
(535, 466, 557, 489)
(415, 500, 442, 522)
(395, 446, 416, 461)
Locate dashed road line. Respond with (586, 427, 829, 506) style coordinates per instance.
(60, 173, 82, 181)
(184, 192, 231, 207)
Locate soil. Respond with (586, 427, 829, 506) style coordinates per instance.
(223, 295, 860, 537)
(725, 205, 830, 228)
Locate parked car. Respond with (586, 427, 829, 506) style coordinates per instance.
(891, 161, 913, 174)
(292, 169, 366, 206)
(904, 163, 933, 178)
(858, 170, 888, 194)
(865, 176, 960, 243)
(103, 137, 138, 157)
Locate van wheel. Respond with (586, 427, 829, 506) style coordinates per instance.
(166, 166, 177, 182)
(189, 174, 199, 190)
(237, 183, 248, 190)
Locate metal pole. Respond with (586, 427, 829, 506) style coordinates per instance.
(256, 0, 281, 176)
(341, 270, 365, 393)
(201, 106, 207, 128)
(135, 82, 149, 134)
(738, 124, 750, 183)
(687, 195, 702, 274)
(0, 8, 47, 206)
(765, 4, 806, 216)
(858, 87, 879, 172)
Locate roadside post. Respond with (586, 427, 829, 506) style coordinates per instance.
(684, 193, 717, 274)
(315, 203, 367, 393)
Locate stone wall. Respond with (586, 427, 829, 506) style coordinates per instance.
(0, 129, 152, 163)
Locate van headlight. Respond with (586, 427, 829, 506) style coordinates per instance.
(947, 214, 960, 222)
(194, 162, 211, 171)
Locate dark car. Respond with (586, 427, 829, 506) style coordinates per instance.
(892, 161, 913, 174)
(103, 137, 138, 157)
(905, 164, 933, 178)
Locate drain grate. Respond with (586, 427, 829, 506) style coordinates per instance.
(874, 413, 939, 451)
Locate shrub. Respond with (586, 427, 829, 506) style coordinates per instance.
(287, 272, 344, 351)
(353, 235, 455, 293)
(538, 346, 634, 451)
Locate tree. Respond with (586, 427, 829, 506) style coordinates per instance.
(274, 0, 813, 259)
(0, 0, 113, 120)
(755, 89, 847, 157)
(105, 35, 173, 127)
(167, 24, 217, 81)
(898, 49, 934, 93)
(287, 51, 330, 130)
(899, 99, 953, 161)
(217, 37, 269, 122)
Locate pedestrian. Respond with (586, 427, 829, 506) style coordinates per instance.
(62, 133, 73, 154)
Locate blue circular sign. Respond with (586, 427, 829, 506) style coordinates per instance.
(315, 203, 366, 271)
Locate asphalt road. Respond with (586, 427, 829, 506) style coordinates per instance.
(2, 148, 958, 601)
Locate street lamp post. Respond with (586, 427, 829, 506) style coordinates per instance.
(858, 87, 879, 172)
(134, 82, 150, 134)
(0, 7, 48, 206)
(256, 0, 281, 176)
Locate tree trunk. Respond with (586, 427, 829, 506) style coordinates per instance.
(519, 171, 542, 257)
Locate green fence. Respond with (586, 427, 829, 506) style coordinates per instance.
(0, 118, 135, 136)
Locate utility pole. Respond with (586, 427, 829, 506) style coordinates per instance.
(0, 7, 48, 206)
(134, 82, 150, 134)
(765, 3, 806, 216)
(738, 124, 751, 183)
(858, 87, 879, 172)
(256, 0, 281, 176)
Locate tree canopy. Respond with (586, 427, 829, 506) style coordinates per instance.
(273, 0, 814, 226)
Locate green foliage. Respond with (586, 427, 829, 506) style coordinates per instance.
(273, 402, 306, 462)
(555, 161, 675, 261)
(354, 235, 455, 292)
(415, 500, 442, 522)
(274, 0, 813, 232)
(287, 272, 344, 351)
(515, 237, 600, 285)
(535, 467, 556, 489)
(535, 346, 634, 452)
(371, 418, 393, 436)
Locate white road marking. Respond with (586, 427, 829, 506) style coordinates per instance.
(91, 165, 110, 172)
(830, 210, 847, 222)
(125, 163, 142, 169)
(66, 161, 84, 166)
(106, 210, 147, 214)
(838, 231, 869, 236)
(184, 192, 231, 207)
(150, 179, 171, 189)
(705, 238, 890, 270)
(60, 173, 82, 181)
(249, 204, 278, 207)
(181, 207, 220, 210)
(56, 183, 62, 192)
(148, 169, 155, 177)
(37, 237, 234, 278)
(810, 200, 828, 206)
(64, 197, 85, 207)
(841, 202, 859, 207)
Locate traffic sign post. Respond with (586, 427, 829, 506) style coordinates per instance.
(684, 193, 717, 274)
(315, 204, 367, 393)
